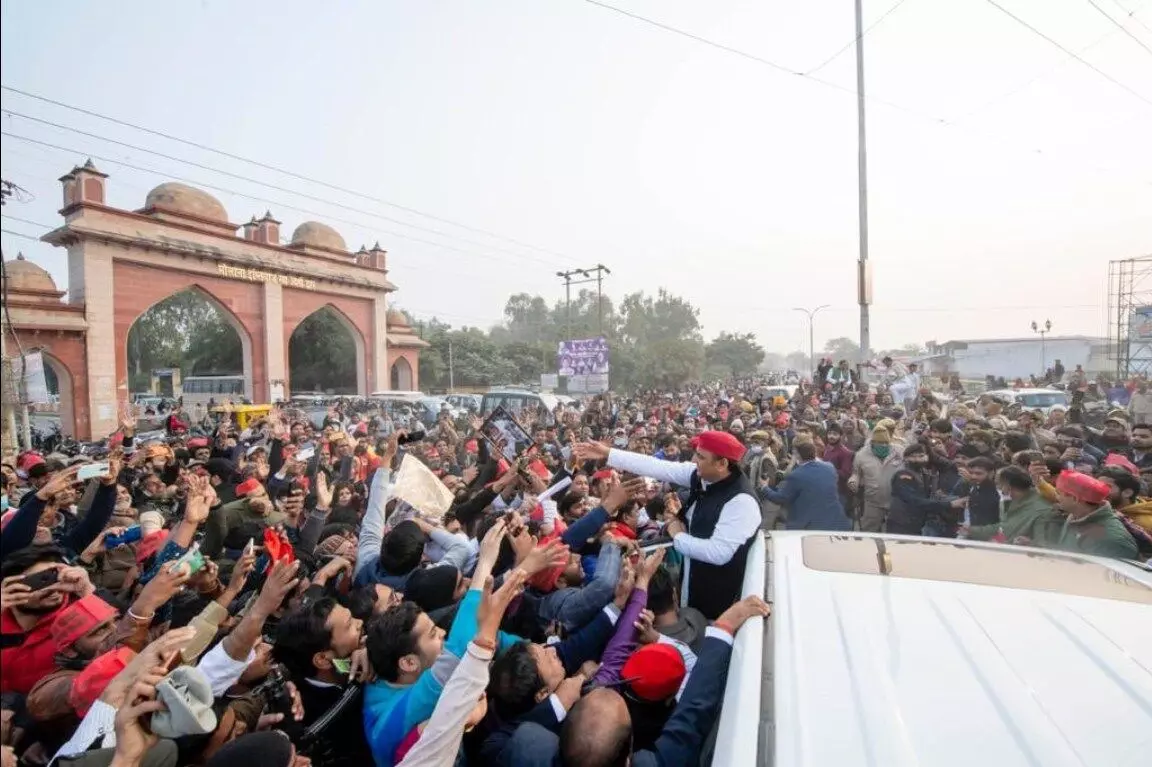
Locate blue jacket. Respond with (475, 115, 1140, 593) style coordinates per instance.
(760, 460, 851, 531)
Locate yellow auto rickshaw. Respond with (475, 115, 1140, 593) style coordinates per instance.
(211, 403, 272, 430)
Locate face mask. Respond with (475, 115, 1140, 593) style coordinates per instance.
(871, 444, 891, 459)
(749, 445, 764, 455)
(999, 491, 1012, 502)
(613, 438, 628, 448)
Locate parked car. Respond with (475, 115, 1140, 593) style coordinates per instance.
(481, 388, 560, 419)
(984, 387, 1070, 414)
(445, 393, 481, 412)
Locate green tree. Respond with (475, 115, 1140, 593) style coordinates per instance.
(288, 310, 357, 394)
(126, 288, 243, 392)
(706, 332, 765, 376)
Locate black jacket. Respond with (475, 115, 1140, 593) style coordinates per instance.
(888, 468, 954, 536)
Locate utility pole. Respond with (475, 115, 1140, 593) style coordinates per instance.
(448, 340, 455, 392)
(794, 305, 830, 376)
(556, 265, 610, 339)
(1031, 319, 1052, 376)
(855, 0, 872, 363)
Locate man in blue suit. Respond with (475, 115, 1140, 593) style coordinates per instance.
(502, 595, 770, 767)
(759, 440, 852, 531)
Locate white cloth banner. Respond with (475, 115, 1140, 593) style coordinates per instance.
(391, 454, 455, 521)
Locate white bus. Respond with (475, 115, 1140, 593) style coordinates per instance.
(180, 375, 247, 408)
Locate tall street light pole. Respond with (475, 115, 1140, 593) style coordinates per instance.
(795, 305, 830, 376)
(855, 0, 872, 363)
(1032, 319, 1052, 376)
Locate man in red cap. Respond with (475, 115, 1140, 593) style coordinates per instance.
(574, 430, 760, 620)
(201, 476, 283, 559)
(1048, 471, 1138, 559)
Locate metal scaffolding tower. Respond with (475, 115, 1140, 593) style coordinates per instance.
(1107, 255, 1152, 378)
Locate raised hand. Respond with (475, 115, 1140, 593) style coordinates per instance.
(0, 576, 33, 614)
(314, 471, 334, 511)
(715, 594, 771, 634)
(478, 518, 508, 567)
(614, 561, 636, 609)
(634, 608, 659, 645)
(636, 547, 666, 588)
(572, 442, 610, 463)
(101, 450, 124, 486)
(36, 465, 81, 502)
(478, 569, 527, 644)
(225, 549, 258, 597)
(518, 539, 570, 577)
(603, 478, 646, 514)
(255, 560, 302, 616)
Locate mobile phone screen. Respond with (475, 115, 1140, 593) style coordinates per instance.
(77, 462, 110, 481)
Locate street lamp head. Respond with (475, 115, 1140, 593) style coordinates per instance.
(1045, 320, 1052, 332)
(1031, 320, 1038, 332)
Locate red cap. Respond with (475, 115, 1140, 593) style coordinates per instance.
(69, 646, 135, 716)
(51, 595, 117, 651)
(528, 459, 552, 481)
(17, 452, 44, 472)
(1104, 453, 1139, 477)
(690, 430, 747, 462)
(592, 469, 615, 481)
(621, 643, 686, 701)
(354, 423, 368, 436)
(236, 477, 263, 496)
(187, 437, 209, 449)
(1055, 470, 1110, 505)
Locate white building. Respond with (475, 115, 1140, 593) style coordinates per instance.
(925, 336, 1110, 380)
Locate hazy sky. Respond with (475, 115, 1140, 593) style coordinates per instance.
(2, 0, 1150, 356)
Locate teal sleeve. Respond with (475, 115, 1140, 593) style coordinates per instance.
(497, 630, 523, 654)
(446, 589, 481, 657)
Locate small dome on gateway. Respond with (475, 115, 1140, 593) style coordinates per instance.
(145, 182, 229, 222)
(290, 221, 347, 252)
(386, 309, 412, 327)
(2, 253, 57, 292)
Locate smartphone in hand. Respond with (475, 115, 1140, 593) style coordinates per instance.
(77, 462, 111, 482)
(21, 568, 60, 592)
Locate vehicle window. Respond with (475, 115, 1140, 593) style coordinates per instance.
(1020, 393, 1068, 408)
(801, 536, 1152, 605)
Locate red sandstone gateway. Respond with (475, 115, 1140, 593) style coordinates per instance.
(7, 164, 429, 439)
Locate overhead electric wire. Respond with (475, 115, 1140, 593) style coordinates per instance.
(578, 0, 1151, 183)
(1106, 0, 1152, 42)
(0, 84, 571, 261)
(0, 109, 564, 269)
(0, 131, 557, 278)
(804, 0, 912, 75)
(0, 227, 42, 243)
(949, 23, 1124, 124)
(1085, 0, 1152, 57)
(981, 0, 1152, 109)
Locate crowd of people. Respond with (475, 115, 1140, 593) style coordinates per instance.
(3, 361, 1151, 767)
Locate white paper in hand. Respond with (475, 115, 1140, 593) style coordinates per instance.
(392, 454, 455, 522)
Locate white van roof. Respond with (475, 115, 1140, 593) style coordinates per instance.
(368, 390, 425, 401)
(482, 389, 560, 411)
(721, 532, 1152, 767)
